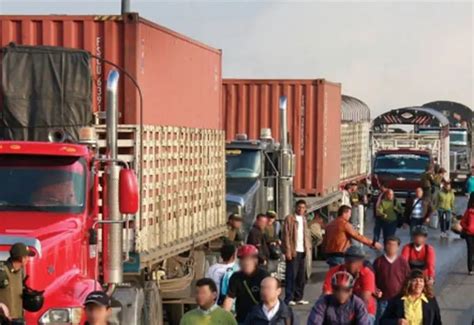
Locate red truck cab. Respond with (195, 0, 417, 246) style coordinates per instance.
(371, 149, 432, 202)
(0, 141, 100, 323)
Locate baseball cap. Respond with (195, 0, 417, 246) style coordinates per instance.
(84, 291, 111, 308)
(344, 245, 366, 262)
(228, 213, 243, 221)
(10, 243, 35, 259)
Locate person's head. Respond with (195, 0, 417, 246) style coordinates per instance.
(9, 243, 34, 269)
(426, 164, 434, 173)
(331, 271, 355, 304)
(220, 244, 236, 263)
(415, 187, 423, 199)
(228, 214, 243, 229)
(255, 213, 268, 229)
(350, 182, 358, 193)
(379, 184, 387, 192)
(260, 277, 281, 304)
(337, 205, 352, 221)
(266, 210, 277, 225)
(195, 278, 218, 310)
(443, 181, 451, 191)
(84, 291, 112, 325)
(438, 167, 447, 176)
(344, 246, 365, 275)
(402, 270, 434, 298)
(468, 192, 474, 209)
(384, 236, 401, 257)
(385, 189, 394, 201)
(412, 225, 428, 246)
(295, 200, 307, 215)
(237, 244, 259, 274)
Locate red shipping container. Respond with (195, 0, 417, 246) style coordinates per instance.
(223, 79, 342, 196)
(0, 13, 222, 130)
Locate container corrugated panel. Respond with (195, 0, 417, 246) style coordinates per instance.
(223, 79, 341, 196)
(0, 14, 222, 130)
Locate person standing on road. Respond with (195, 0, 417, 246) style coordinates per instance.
(381, 270, 441, 325)
(323, 246, 377, 323)
(225, 214, 244, 246)
(83, 291, 113, 325)
(223, 244, 269, 324)
(282, 200, 312, 306)
(180, 278, 237, 325)
(460, 193, 474, 275)
(376, 190, 403, 240)
(244, 277, 297, 325)
(373, 236, 410, 324)
(466, 170, 474, 194)
(420, 164, 435, 202)
(435, 180, 455, 238)
(373, 184, 388, 243)
(404, 187, 432, 232)
(247, 214, 270, 266)
(205, 243, 238, 300)
(401, 226, 436, 285)
(324, 206, 383, 267)
(432, 168, 447, 208)
(265, 210, 281, 244)
(0, 243, 35, 321)
(308, 271, 369, 325)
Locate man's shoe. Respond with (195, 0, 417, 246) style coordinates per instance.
(288, 301, 297, 306)
(469, 271, 474, 276)
(296, 300, 309, 305)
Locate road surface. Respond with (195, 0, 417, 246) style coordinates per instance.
(294, 195, 474, 324)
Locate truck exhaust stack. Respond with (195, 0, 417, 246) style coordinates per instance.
(104, 69, 123, 286)
(278, 96, 293, 220)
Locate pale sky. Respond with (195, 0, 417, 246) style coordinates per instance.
(0, 0, 472, 116)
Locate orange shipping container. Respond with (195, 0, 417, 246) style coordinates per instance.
(0, 13, 222, 129)
(223, 79, 342, 196)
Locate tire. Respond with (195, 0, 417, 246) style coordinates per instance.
(143, 281, 163, 325)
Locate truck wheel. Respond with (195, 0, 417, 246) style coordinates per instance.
(142, 281, 163, 325)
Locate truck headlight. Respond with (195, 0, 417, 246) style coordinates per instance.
(39, 307, 82, 324)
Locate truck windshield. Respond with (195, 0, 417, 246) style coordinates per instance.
(226, 149, 261, 178)
(0, 155, 86, 213)
(374, 154, 430, 175)
(449, 130, 468, 146)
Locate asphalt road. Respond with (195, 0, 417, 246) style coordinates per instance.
(293, 195, 473, 324)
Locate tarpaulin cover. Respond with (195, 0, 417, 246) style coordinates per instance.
(1, 44, 92, 141)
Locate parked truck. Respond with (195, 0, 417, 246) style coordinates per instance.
(421, 101, 473, 191)
(222, 80, 372, 231)
(371, 107, 450, 201)
(0, 14, 226, 324)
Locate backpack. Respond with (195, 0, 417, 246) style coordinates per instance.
(218, 264, 239, 305)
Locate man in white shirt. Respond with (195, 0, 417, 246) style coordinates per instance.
(243, 277, 297, 324)
(282, 200, 312, 306)
(205, 243, 238, 300)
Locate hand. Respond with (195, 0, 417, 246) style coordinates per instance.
(424, 218, 430, 224)
(403, 223, 409, 229)
(374, 289, 383, 299)
(285, 253, 293, 261)
(373, 242, 383, 250)
(398, 319, 409, 325)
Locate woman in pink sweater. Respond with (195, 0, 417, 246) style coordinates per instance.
(460, 193, 474, 275)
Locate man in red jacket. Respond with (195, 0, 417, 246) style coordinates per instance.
(460, 194, 474, 275)
(401, 225, 436, 285)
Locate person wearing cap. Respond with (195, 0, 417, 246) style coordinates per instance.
(282, 200, 312, 306)
(323, 245, 377, 322)
(420, 164, 435, 201)
(324, 206, 383, 267)
(401, 226, 436, 285)
(381, 270, 441, 325)
(180, 278, 236, 325)
(247, 214, 270, 266)
(308, 271, 370, 325)
(264, 211, 281, 245)
(84, 291, 112, 325)
(376, 189, 404, 240)
(223, 244, 269, 324)
(435, 180, 455, 238)
(226, 214, 244, 246)
(0, 242, 34, 320)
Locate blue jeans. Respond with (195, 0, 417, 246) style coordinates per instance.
(373, 218, 382, 242)
(326, 255, 345, 267)
(381, 220, 397, 241)
(368, 314, 376, 325)
(438, 209, 451, 232)
(375, 300, 389, 324)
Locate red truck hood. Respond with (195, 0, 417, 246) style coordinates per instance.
(373, 173, 421, 198)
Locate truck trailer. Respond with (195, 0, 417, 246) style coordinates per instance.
(0, 14, 226, 324)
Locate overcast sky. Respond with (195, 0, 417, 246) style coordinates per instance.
(0, 1, 472, 116)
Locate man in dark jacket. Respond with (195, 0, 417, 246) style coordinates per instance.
(247, 214, 270, 265)
(244, 277, 297, 325)
(404, 187, 432, 232)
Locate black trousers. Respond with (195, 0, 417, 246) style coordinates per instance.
(465, 234, 474, 272)
(285, 252, 306, 303)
